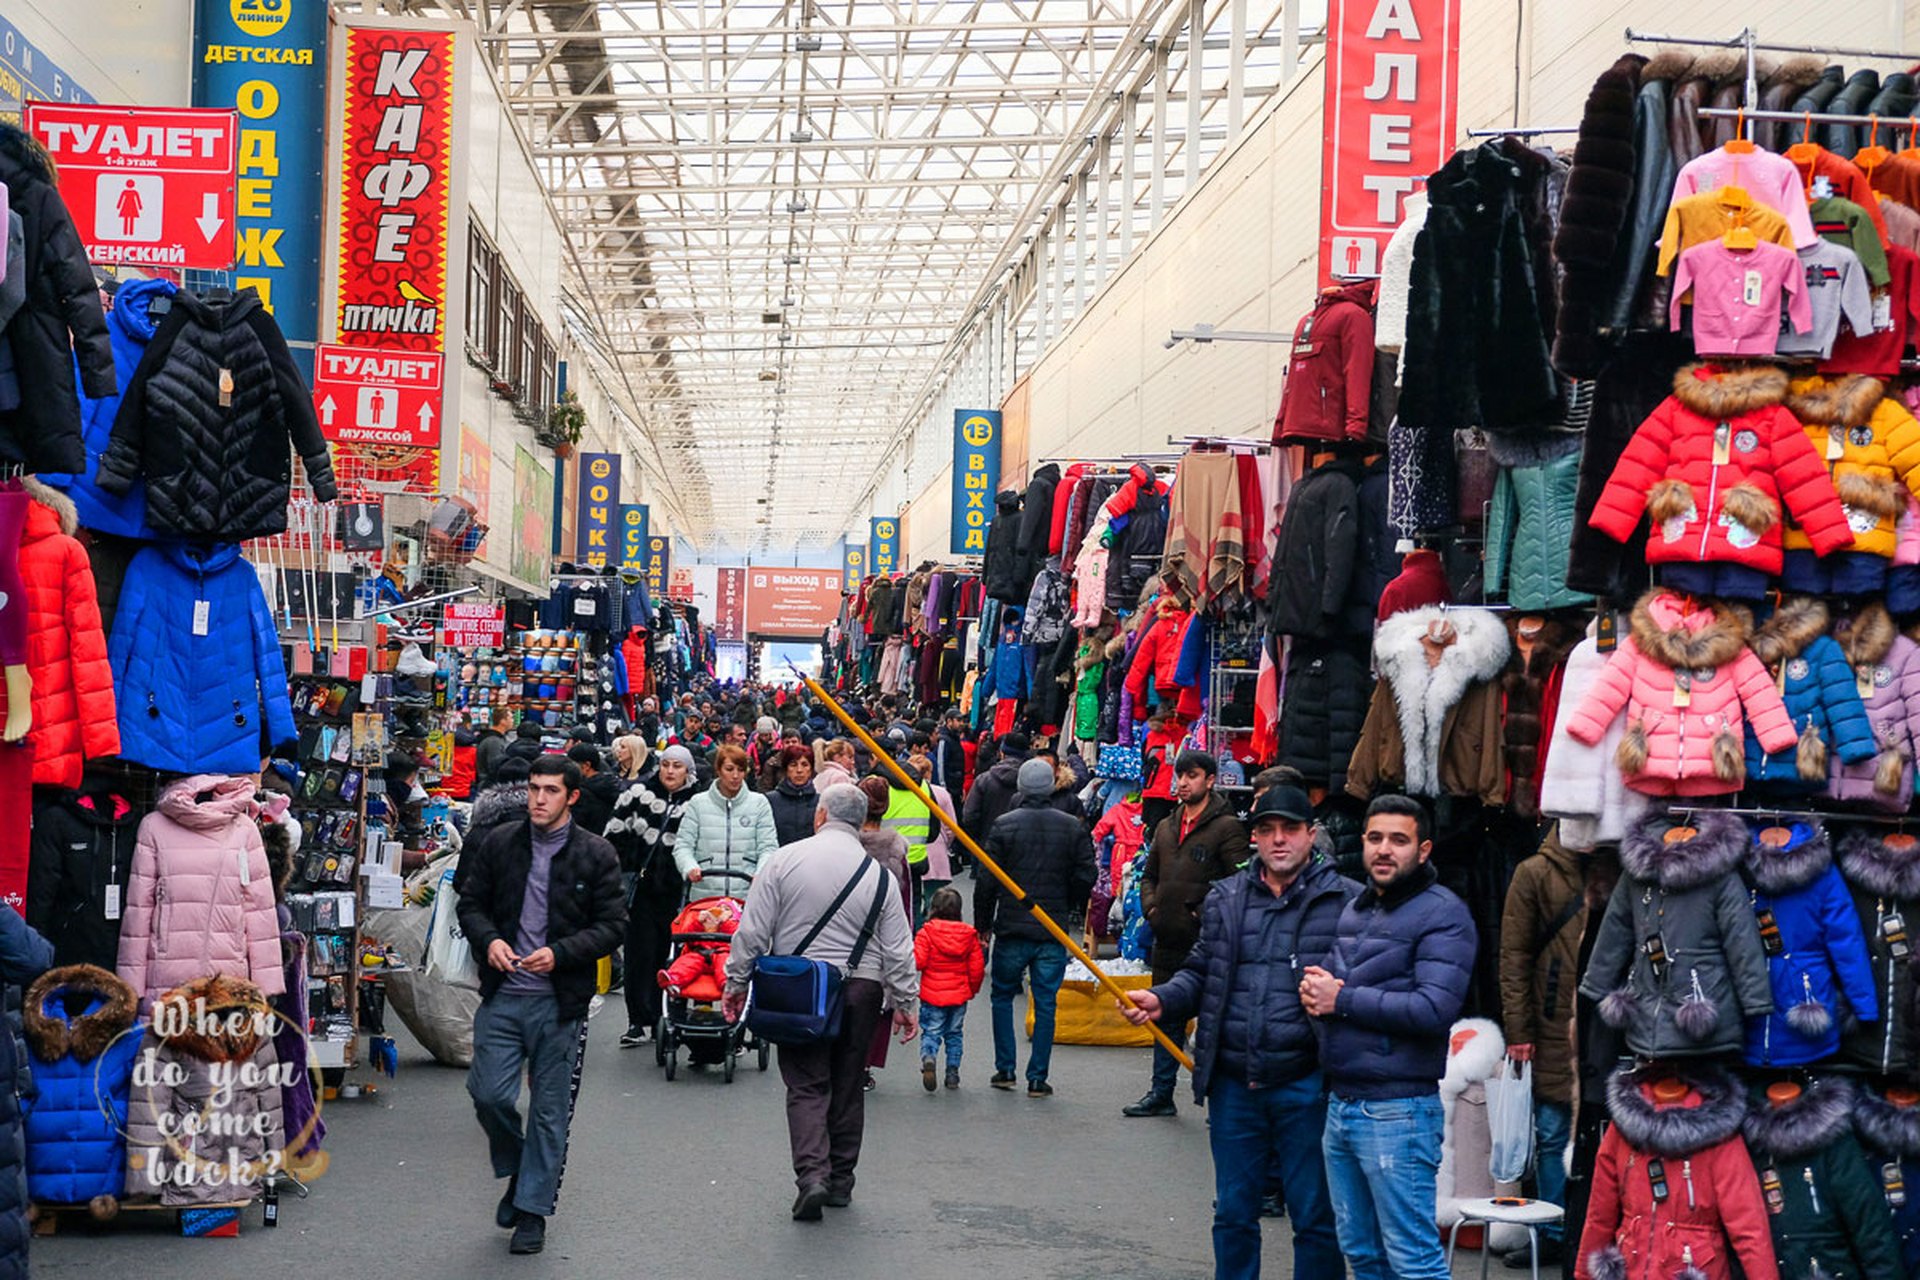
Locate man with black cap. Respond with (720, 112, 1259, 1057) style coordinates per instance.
(1123, 748, 1245, 1117)
(1122, 785, 1356, 1279)
(976, 757, 1097, 1098)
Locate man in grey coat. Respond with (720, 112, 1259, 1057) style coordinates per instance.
(724, 784, 919, 1221)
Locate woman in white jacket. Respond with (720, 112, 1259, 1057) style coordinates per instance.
(675, 744, 779, 897)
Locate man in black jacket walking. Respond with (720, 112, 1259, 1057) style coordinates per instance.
(1123, 786, 1354, 1280)
(976, 758, 1096, 1098)
(457, 756, 626, 1257)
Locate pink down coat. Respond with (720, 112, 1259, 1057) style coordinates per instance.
(1565, 591, 1796, 797)
(115, 774, 285, 1005)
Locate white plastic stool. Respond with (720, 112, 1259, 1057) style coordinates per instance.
(1446, 1197, 1565, 1280)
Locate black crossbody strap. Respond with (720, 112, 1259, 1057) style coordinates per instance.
(845, 873, 890, 971)
(795, 860, 875, 958)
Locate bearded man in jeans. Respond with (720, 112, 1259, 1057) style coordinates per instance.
(1299, 793, 1475, 1280)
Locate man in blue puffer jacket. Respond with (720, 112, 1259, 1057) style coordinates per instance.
(1299, 793, 1475, 1280)
(1123, 785, 1356, 1280)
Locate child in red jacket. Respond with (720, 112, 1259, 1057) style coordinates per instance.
(914, 887, 984, 1092)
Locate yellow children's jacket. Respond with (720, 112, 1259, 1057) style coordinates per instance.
(1781, 374, 1920, 558)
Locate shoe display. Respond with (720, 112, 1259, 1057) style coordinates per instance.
(989, 1071, 1017, 1090)
(791, 1182, 829, 1222)
(1121, 1092, 1177, 1117)
(921, 1057, 937, 1092)
(508, 1212, 545, 1254)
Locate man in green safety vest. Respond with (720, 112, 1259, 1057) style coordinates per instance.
(883, 767, 940, 925)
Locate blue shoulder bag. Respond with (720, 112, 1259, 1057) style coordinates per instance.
(746, 860, 889, 1046)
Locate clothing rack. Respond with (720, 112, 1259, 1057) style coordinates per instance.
(1625, 26, 1920, 64)
(1668, 804, 1920, 828)
(1467, 125, 1581, 138)
(1699, 106, 1920, 131)
(1168, 434, 1272, 452)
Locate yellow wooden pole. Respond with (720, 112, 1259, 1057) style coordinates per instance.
(793, 667, 1193, 1070)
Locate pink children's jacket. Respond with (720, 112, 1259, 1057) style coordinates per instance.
(1671, 145, 1819, 248)
(1564, 591, 1797, 796)
(116, 773, 285, 1005)
(1671, 239, 1810, 356)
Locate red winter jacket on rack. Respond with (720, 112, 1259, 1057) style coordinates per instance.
(12, 484, 117, 788)
(1589, 363, 1851, 573)
(621, 627, 650, 712)
(1124, 597, 1193, 712)
(1271, 279, 1376, 445)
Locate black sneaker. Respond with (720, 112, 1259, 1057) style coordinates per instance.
(944, 1066, 960, 1090)
(792, 1182, 829, 1221)
(508, 1212, 545, 1255)
(495, 1178, 518, 1229)
(1027, 1080, 1053, 1098)
(921, 1057, 937, 1092)
(619, 1025, 647, 1048)
(989, 1071, 1017, 1090)
(862, 1070, 877, 1092)
(1122, 1092, 1178, 1117)
(823, 1186, 853, 1208)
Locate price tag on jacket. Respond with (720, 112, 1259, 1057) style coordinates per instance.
(1827, 427, 1845, 461)
(1712, 423, 1731, 466)
(1742, 269, 1763, 307)
(192, 600, 210, 636)
(104, 885, 120, 921)
(1672, 670, 1692, 707)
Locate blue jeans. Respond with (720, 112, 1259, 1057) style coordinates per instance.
(1535, 1099, 1571, 1241)
(920, 1002, 967, 1068)
(1208, 1073, 1344, 1280)
(1323, 1093, 1448, 1280)
(989, 937, 1067, 1083)
(1150, 1023, 1189, 1099)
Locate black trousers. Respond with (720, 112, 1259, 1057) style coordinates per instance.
(623, 897, 678, 1029)
(776, 978, 886, 1192)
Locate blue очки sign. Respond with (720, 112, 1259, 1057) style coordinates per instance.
(950, 408, 1001, 555)
(869, 516, 899, 578)
(574, 452, 620, 566)
(191, 0, 326, 375)
(620, 503, 648, 569)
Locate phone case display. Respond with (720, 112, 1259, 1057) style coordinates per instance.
(25, 789, 139, 971)
(1835, 829, 1920, 1078)
(0, 123, 114, 473)
(108, 543, 296, 775)
(1739, 1077, 1906, 1280)
(97, 286, 336, 540)
(1823, 605, 1920, 811)
(1582, 810, 1771, 1060)
(12, 481, 116, 787)
(20, 964, 143, 1208)
(1739, 821, 1878, 1068)
(1345, 605, 1511, 805)
(114, 774, 285, 1007)
(123, 973, 283, 1206)
(1852, 1086, 1920, 1275)
(1577, 1062, 1778, 1280)
(1564, 590, 1794, 797)
(1741, 597, 1876, 793)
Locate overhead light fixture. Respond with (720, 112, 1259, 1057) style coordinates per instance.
(778, 331, 795, 344)
(758, 369, 780, 382)
(783, 253, 802, 266)
(780, 296, 796, 307)
(794, 34, 822, 51)
(786, 198, 809, 213)
(762, 311, 782, 324)
(790, 128, 814, 143)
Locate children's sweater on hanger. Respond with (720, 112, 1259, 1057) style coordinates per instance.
(1775, 238, 1874, 360)
(1671, 144, 1819, 247)
(1671, 238, 1809, 357)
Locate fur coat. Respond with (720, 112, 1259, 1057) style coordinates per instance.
(1344, 605, 1510, 804)
(1499, 618, 1578, 818)
(1553, 54, 1646, 378)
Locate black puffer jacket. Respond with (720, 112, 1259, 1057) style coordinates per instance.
(960, 754, 1024, 844)
(1742, 1076, 1906, 1280)
(1836, 828, 1920, 1078)
(24, 790, 139, 972)
(455, 817, 626, 1022)
(975, 795, 1096, 943)
(1018, 463, 1061, 559)
(767, 780, 818, 847)
(1152, 859, 1358, 1102)
(1265, 456, 1369, 639)
(99, 287, 335, 539)
(1276, 640, 1372, 791)
(0, 124, 113, 471)
(982, 489, 1031, 604)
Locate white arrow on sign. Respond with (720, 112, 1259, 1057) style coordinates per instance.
(318, 395, 336, 427)
(195, 192, 223, 242)
(416, 401, 435, 431)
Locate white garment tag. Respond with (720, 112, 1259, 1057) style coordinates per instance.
(103, 884, 120, 921)
(1743, 269, 1763, 307)
(1812, 176, 1835, 200)
(1873, 290, 1894, 332)
(573, 597, 596, 617)
(192, 600, 210, 636)
(238, 849, 251, 886)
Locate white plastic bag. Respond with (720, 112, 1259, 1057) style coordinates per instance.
(423, 865, 478, 989)
(1485, 1056, 1534, 1184)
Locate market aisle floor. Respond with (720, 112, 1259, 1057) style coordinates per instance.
(33, 970, 1510, 1279)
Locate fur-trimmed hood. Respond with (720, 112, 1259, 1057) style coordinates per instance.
(0, 121, 54, 185)
(469, 782, 530, 831)
(1835, 826, 1920, 900)
(1744, 595, 1829, 668)
(148, 974, 269, 1063)
(1786, 373, 1885, 428)
(1762, 55, 1828, 95)
(1833, 602, 1898, 669)
(1742, 819, 1833, 895)
(1605, 1062, 1748, 1157)
(1854, 1085, 1920, 1157)
(23, 964, 138, 1065)
(18, 475, 77, 536)
(1627, 589, 1750, 671)
(1440, 1018, 1505, 1099)
(1619, 810, 1746, 889)
(1669, 362, 1790, 420)
(1372, 606, 1511, 797)
(1741, 1076, 1855, 1160)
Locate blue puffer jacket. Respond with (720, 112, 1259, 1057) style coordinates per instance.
(1153, 858, 1359, 1103)
(1740, 821, 1879, 1067)
(109, 542, 297, 773)
(1743, 597, 1876, 791)
(1321, 863, 1477, 1099)
(992, 611, 1027, 700)
(41, 275, 173, 539)
(20, 965, 141, 1205)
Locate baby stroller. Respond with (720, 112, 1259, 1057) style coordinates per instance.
(656, 869, 770, 1082)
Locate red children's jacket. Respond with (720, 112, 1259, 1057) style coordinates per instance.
(914, 918, 985, 1008)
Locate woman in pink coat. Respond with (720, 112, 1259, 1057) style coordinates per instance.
(115, 774, 285, 1006)
(1564, 590, 1796, 796)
